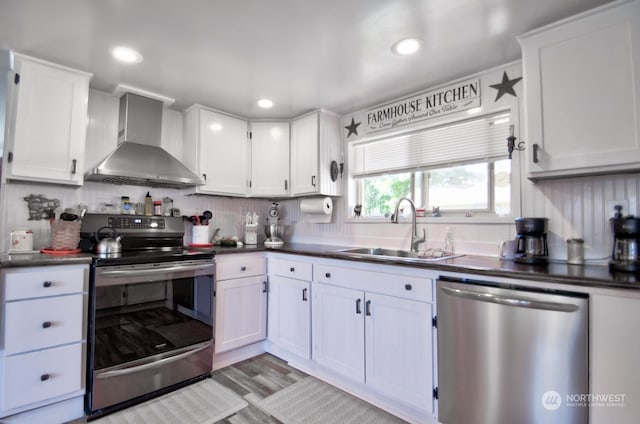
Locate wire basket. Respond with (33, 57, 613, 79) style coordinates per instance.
(50, 220, 81, 251)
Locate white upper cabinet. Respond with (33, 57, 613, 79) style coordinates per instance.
(183, 105, 249, 196)
(519, 0, 640, 181)
(3, 53, 92, 186)
(290, 110, 343, 196)
(249, 121, 290, 197)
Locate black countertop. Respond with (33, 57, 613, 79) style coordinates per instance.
(215, 243, 640, 291)
(3, 243, 638, 291)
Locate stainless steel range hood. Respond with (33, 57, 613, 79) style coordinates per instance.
(85, 92, 204, 188)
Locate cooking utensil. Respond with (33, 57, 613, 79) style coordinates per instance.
(95, 226, 122, 255)
(192, 215, 201, 225)
(202, 210, 213, 225)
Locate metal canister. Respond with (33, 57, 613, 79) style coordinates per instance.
(567, 238, 584, 264)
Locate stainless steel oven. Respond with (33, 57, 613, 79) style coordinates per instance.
(81, 214, 215, 419)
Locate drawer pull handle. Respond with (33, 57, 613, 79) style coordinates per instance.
(325, 272, 331, 278)
(290, 267, 295, 272)
(40, 374, 50, 382)
(365, 300, 372, 316)
(405, 284, 412, 291)
(356, 298, 362, 314)
(263, 281, 268, 293)
(302, 288, 308, 301)
(42, 321, 52, 329)
(241, 266, 247, 271)
(43, 281, 53, 288)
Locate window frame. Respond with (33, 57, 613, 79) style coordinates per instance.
(345, 108, 523, 224)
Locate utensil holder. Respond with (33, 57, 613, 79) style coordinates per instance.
(50, 220, 81, 250)
(192, 225, 210, 245)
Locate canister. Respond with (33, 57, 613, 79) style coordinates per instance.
(10, 228, 34, 252)
(567, 238, 584, 264)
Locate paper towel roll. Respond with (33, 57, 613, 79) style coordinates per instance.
(300, 197, 333, 223)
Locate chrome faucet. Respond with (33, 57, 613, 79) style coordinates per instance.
(391, 197, 426, 252)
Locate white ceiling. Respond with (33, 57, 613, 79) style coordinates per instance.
(0, 0, 613, 119)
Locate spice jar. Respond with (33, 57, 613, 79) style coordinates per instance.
(153, 200, 162, 216)
(567, 238, 584, 264)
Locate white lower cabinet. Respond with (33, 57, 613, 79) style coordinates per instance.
(590, 293, 640, 424)
(214, 253, 268, 353)
(267, 257, 313, 360)
(268, 275, 311, 359)
(312, 261, 435, 416)
(0, 264, 88, 423)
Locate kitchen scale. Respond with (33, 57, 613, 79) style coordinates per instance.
(264, 202, 284, 246)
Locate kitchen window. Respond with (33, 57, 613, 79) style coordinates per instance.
(348, 111, 519, 220)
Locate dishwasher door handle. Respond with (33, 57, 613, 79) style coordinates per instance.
(439, 286, 580, 312)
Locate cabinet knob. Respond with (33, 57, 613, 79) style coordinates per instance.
(241, 266, 247, 271)
(325, 272, 331, 278)
(43, 281, 52, 288)
(42, 321, 52, 329)
(290, 267, 295, 272)
(40, 374, 50, 382)
(405, 284, 412, 291)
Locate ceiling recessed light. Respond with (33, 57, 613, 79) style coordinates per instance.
(257, 99, 274, 108)
(391, 38, 422, 56)
(112, 46, 143, 64)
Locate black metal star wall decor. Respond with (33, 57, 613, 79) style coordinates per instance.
(489, 71, 522, 102)
(344, 117, 361, 138)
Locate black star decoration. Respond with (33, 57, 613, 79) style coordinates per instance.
(344, 117, 361, 138)
(489, 71, 522, 102)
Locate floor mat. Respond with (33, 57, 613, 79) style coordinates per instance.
(255, 376, 407, 424)
(94, 378, 248, 424)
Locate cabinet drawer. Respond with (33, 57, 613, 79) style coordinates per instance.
(216, 253, 266, 280)
(2, 343, 83, 411)
(314, 264, 432, 302)
(4, 266, 85, 301)
(4, 295, 84, 355)
(270, 258, 312, 281)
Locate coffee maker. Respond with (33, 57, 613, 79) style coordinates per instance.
(514, 217, 549, 265)
(609, 205, 640, 273)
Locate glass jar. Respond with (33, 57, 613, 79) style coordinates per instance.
(121, 196, 132, 215)
(162, 197, 173, 216)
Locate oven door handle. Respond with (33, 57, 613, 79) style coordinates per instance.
(95, 341, 212, 379)
(98, 263, 214, 278)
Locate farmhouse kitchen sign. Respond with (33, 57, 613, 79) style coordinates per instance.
(345, 78, 481, 139)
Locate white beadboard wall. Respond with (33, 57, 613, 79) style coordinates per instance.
(0, 88, 634, 262)
(284, 172, 637, 264)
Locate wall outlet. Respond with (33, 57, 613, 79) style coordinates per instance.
(607, 200, 629, 218)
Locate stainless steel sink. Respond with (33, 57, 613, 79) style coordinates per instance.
(334, 247, 462, 262)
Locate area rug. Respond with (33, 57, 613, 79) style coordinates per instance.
(256, 376, 406, 424)
(94, 378, 248, 424)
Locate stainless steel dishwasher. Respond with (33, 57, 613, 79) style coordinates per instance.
(436, 276, 588, 424)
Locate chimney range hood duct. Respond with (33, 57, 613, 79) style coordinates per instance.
(85, 92, 204, 188)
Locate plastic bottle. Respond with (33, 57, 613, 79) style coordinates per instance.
(153, 200, 162, 216)
(144, 192, 153, 216)
(444, 226, 453, 254)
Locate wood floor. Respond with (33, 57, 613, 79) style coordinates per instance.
(210, 353, 403, 423)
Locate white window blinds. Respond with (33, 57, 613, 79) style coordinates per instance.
(350, 112, 511, 177)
